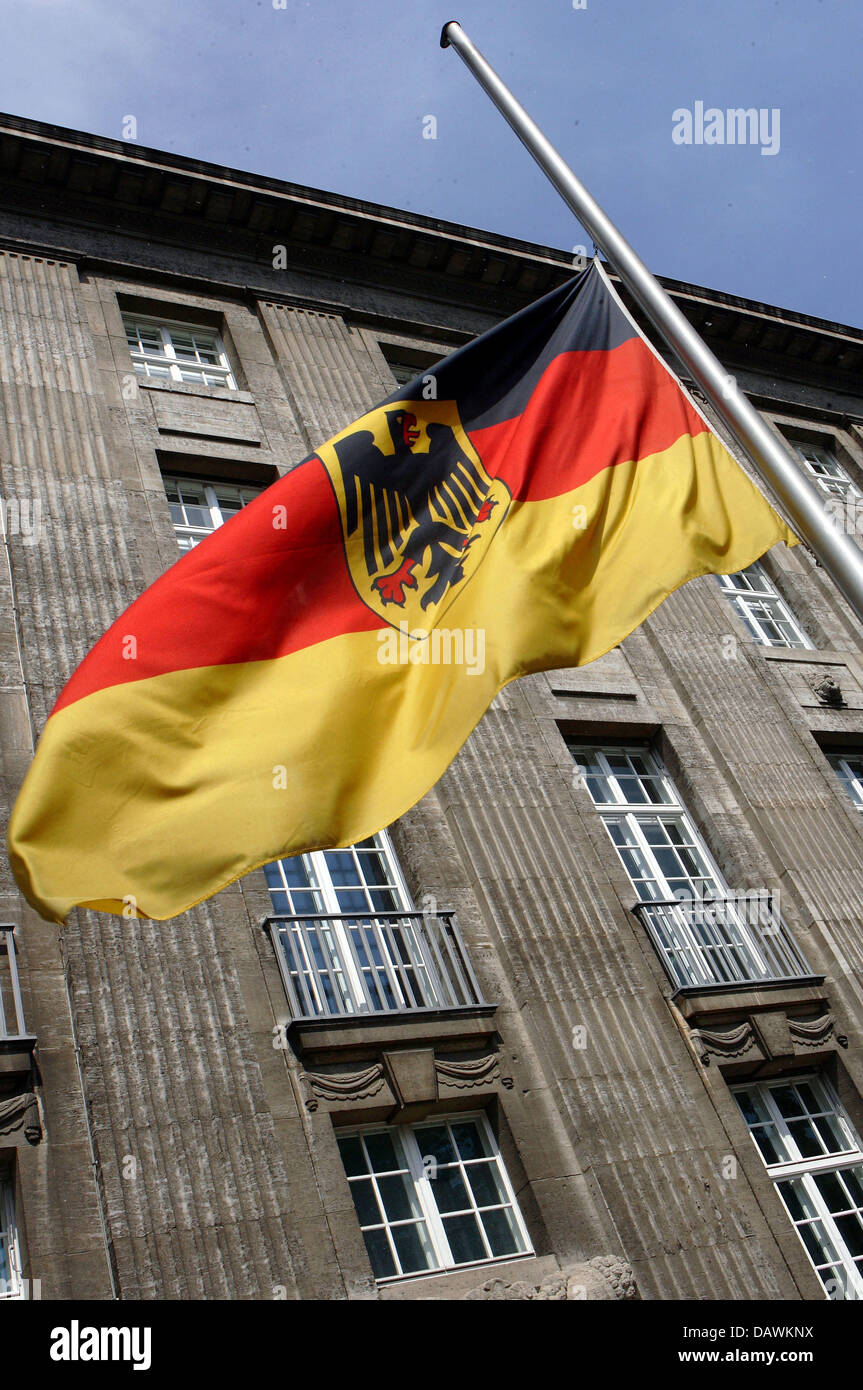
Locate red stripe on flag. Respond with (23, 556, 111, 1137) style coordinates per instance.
(469, 336, 708, 501)
(53, 456, 383, 713)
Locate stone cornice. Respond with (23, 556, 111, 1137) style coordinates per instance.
(0, 112, 860, 383)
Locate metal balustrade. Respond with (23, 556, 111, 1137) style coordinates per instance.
(0, 927, 30, 1041)
(633, 893, 816, 992)
(265, 911, 486, 1020)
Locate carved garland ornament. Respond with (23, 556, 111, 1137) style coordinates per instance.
(689, 1021, 755, 1061)
(690, 1012, 835, 1064)
(788, 1013, 834, 1047)
(0, 1092, 41, 1144)
(303, 1050, 504, 1110)
(303, 1065, 387, 1109)
(464, 1256, 637, 1301)
(435, 1055, 500, 1089)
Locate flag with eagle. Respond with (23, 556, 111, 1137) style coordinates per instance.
(9, 261, 796, 922)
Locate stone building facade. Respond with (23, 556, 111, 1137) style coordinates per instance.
(1, 114, 863, 1302)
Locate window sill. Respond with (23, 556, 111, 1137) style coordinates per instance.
(0, 1036, 37, 1082)
(759, 647, 850, 664)
(137, 378, 254, 405)
(674, 978, 826, 1015)
(377, 1252, 550, 1300)
(288, 1003, 498, 1065)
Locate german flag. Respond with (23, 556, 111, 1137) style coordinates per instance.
(9, 262, 796, 922)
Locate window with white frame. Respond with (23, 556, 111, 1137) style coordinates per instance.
(123, 314, 236, 389)
(826, 752, 863, 812)
(265, 833, 440, 1015)
(0, 1177, 22, 1300)
(733, 1075, 863, 1300)
(264, 834, 408, 918)
(337, 1113, 531, 1281)
(162, 475, 263, 552)
(571, 744, 723, 903)
(567, 742, 805, 989)
(717, 562, 809, 648)
(790, 440, 860, 500)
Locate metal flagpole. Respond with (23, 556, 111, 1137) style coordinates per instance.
(440, 20, 863, 627)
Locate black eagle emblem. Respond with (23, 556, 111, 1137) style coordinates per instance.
(332, 407, 500, 611)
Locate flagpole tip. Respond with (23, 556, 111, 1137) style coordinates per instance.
(440, 20, 460, 48)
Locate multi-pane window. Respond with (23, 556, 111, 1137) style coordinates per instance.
(733, 1075, 863, 1299)
(380, 347, 440, 388)
(568, 743, 812, 989)
(791, 440, 860, 500)
(267, 834, 482, 1018)
(572, 745, 721, 904)
(387, 359, 418, 387)
(163, 476, 263, 552)
(717, 562, 809, 648)
(0, 1179, 22, 1300)
(827, 752, 863, 812)
(266, 833, 445, 1015)
(123, 314, 236, 389)
(337, 1114, 531, 1281)
(265, 834, 408, 918)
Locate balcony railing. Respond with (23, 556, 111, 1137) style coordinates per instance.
(0, 926, 30, 1041)
(266, 911, 486, 1021)
(633, 893, 817, 993)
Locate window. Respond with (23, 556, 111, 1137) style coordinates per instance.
(386, 359, 419, 387)
(791, 440, 860, 500)
(267, 835, 483, 1018)
(265, 834, 409, 918)
(733, 1075, 863, 1300)
(569, 742, 811, 989)
(337, 1113, 531, 1281)
(267, 833, 443, 1016)
(0, 1178, 22, 1299)
(572, 745, 722, 904)
(378, 344, 441, 388)
(827, 752, 863, 812)
(123, 314, 236, 389)
(163, 475, 263, 552)
(717, 562, 809, 648)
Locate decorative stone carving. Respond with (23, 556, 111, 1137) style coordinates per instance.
(811, 678, 844, 711)
(690, 1021, 755, 1063)
(788, 1012, 834, 1047)
(0, 1092, 41, 1144)
(301, 1047, 505, 1114)
(303, 1064, 386, 1107)
(435, 1054, 500, 1089)
(464, 1256, 637, 1301)
(812, 676, 846, 708)
(690, 1009, 836, 1067)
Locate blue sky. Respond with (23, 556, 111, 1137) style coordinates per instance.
(2, 0, 861, 326)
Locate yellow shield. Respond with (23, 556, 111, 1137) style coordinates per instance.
(319, 398, 511, 637)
